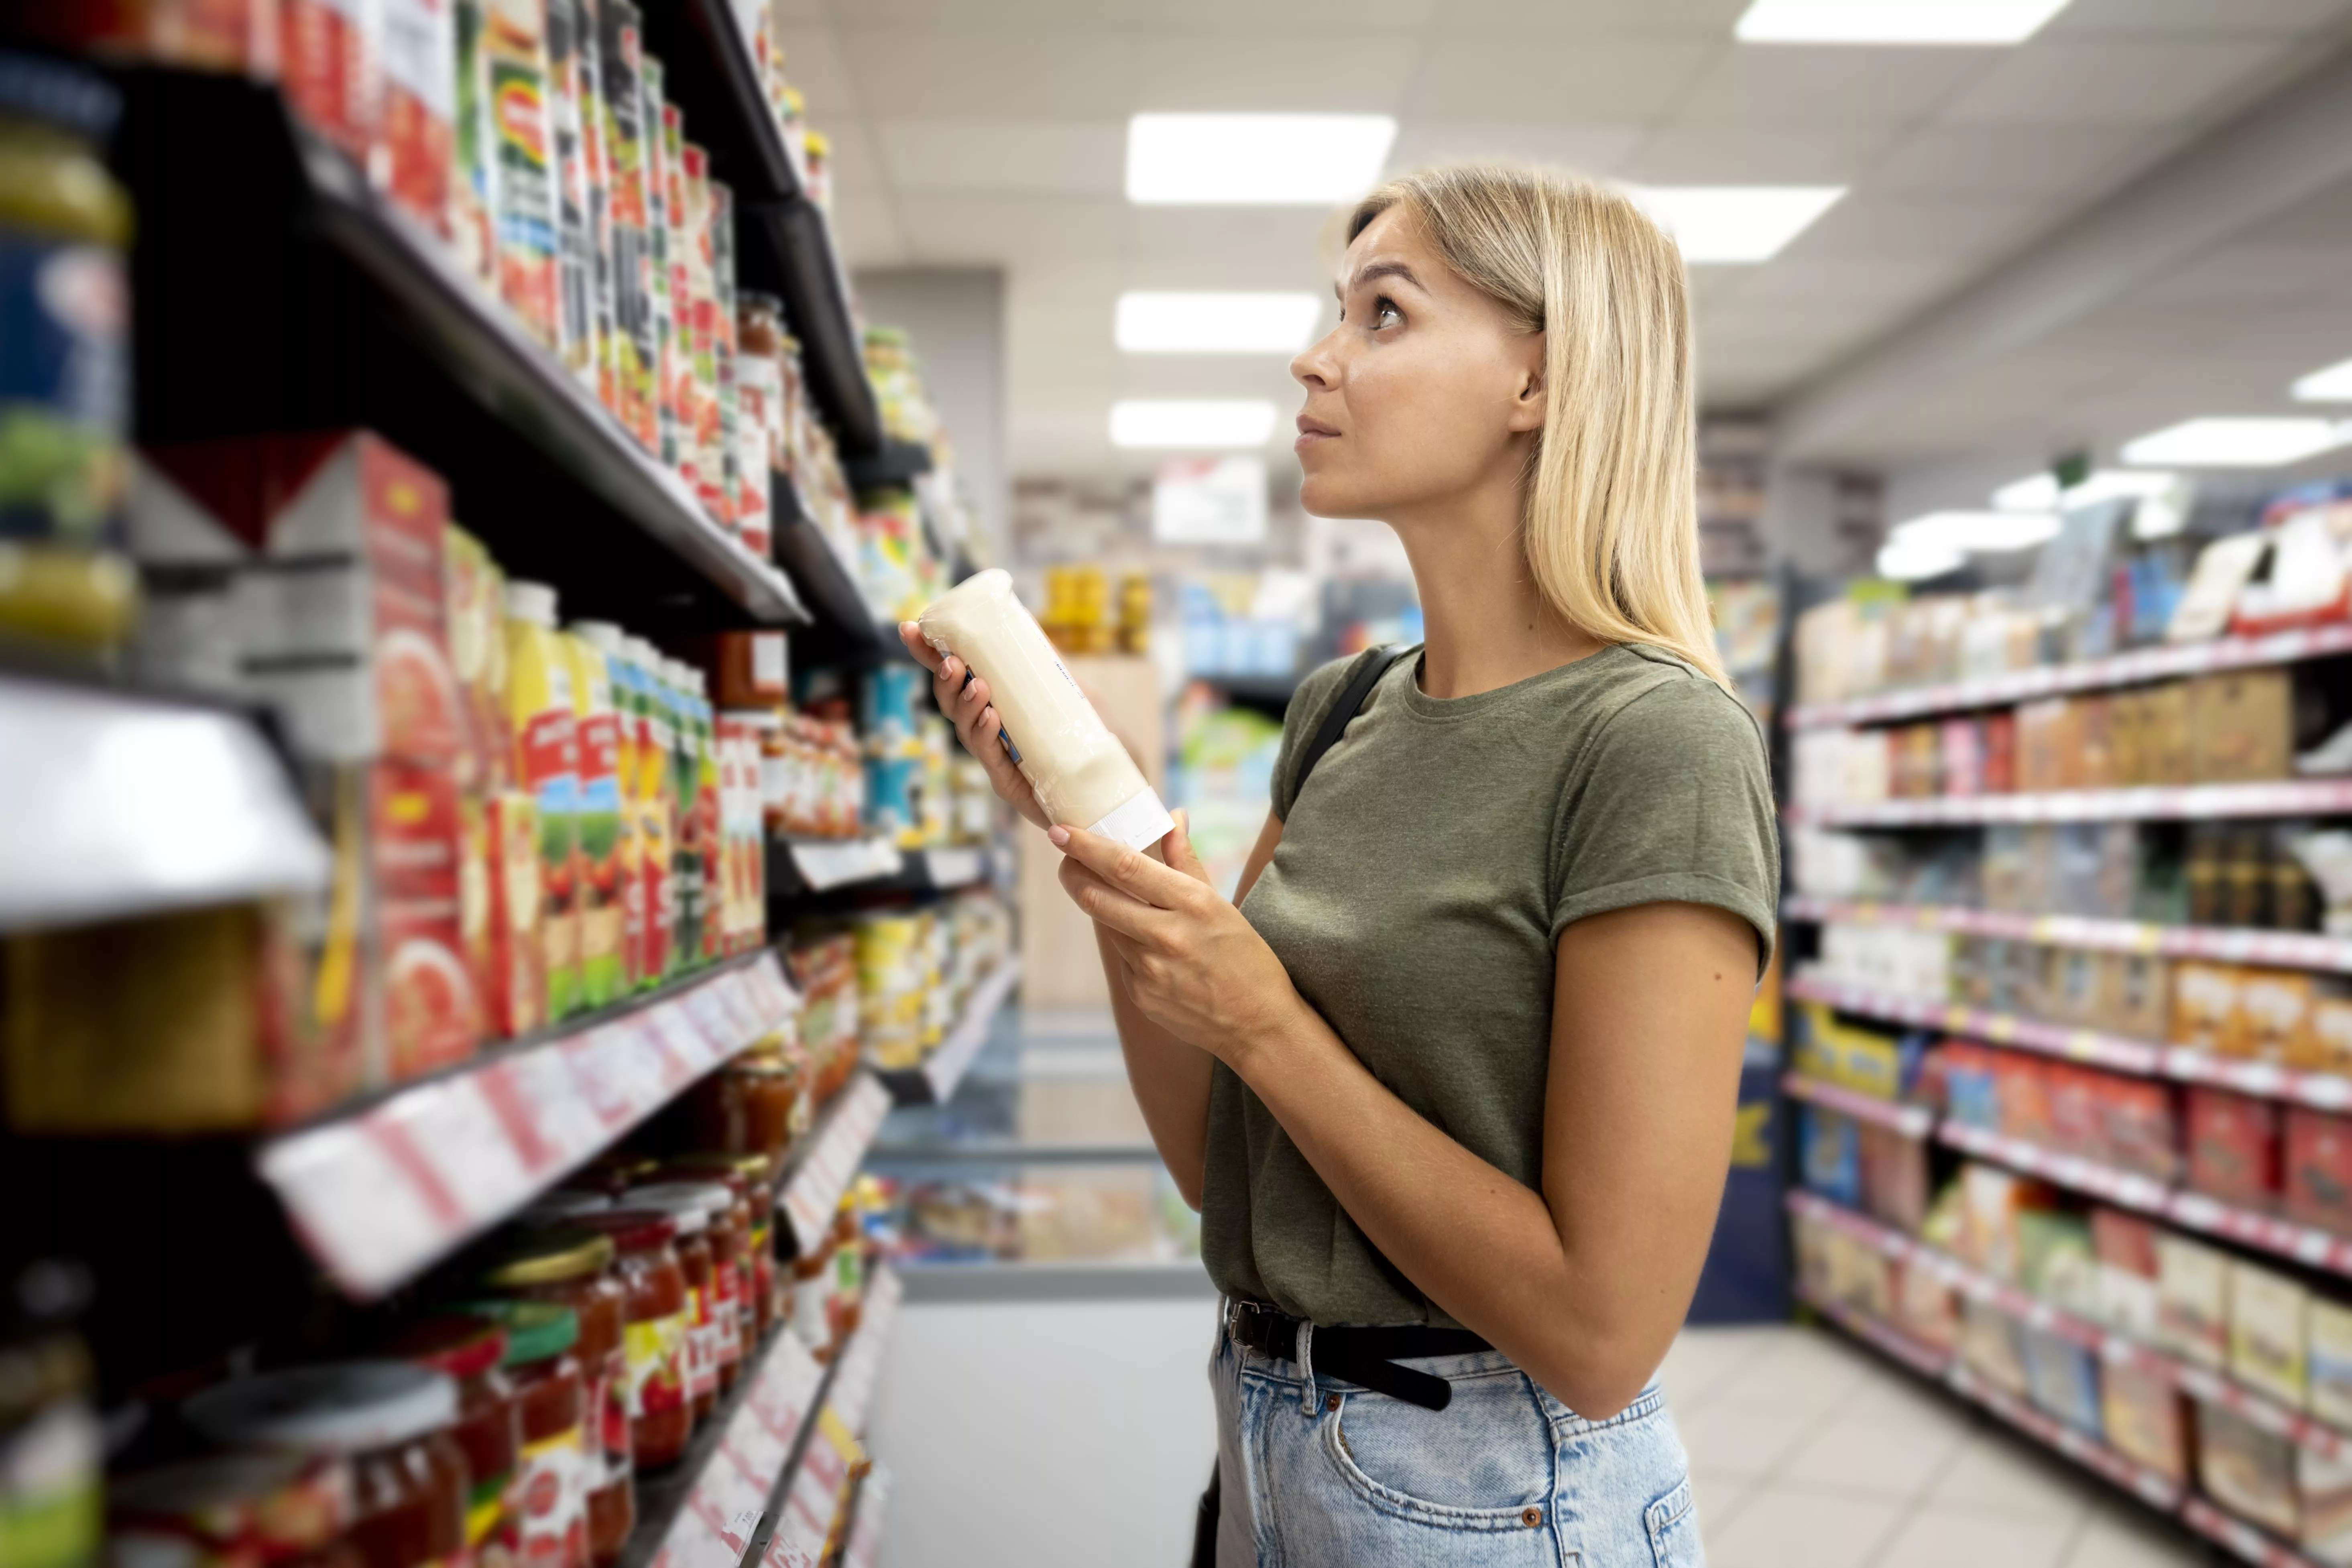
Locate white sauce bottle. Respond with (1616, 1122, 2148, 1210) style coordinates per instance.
(918, 569, 1174, 850)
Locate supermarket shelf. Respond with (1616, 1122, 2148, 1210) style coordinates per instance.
(1785, 972, 2165, 1074)
(844, 439, 934, 493)
(737, 199, 882, 460)
(1787, 972, 2352, 1112)
(1788, 1190, 2352, 1464)
(1783, 896, 2352, 976)
(2183, 1498, 2335, 1568)
(758, 1268, 902, 1568)
(777, 1073, 893, 1258)
(897, 1259, 1217, 1304)
(0, 672, 330, 932)
(257, 951, 799, 1298)
(876, 958, 1022, 1107)
(1780, 1073, 1936, 1137)
(769, 837, 906, 897)
(1947, 1363, 2185, 1510)
(769, 485, 893, 664)
(837, 1465, 889, 1568)
(1799, 1283, 1953, 1379)
(1784, 778, 2352, 828)
(265, 86, 810, 628)
(1786, 624, 2352, 732)
(619, 1320, 829, 1568)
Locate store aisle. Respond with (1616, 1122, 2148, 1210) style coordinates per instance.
(1669, 1325, 2199, 1568)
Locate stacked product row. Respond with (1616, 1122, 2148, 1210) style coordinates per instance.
(785, 893, 1011, 1080)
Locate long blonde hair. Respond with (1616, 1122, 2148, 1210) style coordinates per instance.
(1349, 165, 1728, 689)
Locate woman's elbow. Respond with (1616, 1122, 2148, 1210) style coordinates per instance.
(1527, 1330, 1666, 1422)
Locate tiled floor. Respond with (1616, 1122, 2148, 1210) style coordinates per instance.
(1666, 1324, 2212, 1568)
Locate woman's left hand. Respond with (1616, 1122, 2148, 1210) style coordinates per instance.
(1051, 816, 1300, 1070)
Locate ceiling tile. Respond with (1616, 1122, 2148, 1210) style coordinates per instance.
(1123, 206, 1341, 275)
(834, 28, 1141, 117)
(1941, 39, 2289, 125)
(1404, 37, 1721, 120)
(1619, 126, 1900, 183)
(770, 22, 863, 118)
(2137, 242, 2352, 304)
(2043, 0, 2352, 37)
(830, 189, 908, 268)
(1440, 0, 1749, 34)
(1777, 194, 2057, 262)
(1664, 46, 1994, 127)
(876, 120, 1124, 195)
(1864, 123, 2153, 195)
(1387, 122, 1648, 177)
(2237, 173, 2352, 244)
(1133, 34, 1422, 112)
(893, 195, 1131, 265)
(1731, 255, 1974, 306)
(1130, 0, 1443, 31)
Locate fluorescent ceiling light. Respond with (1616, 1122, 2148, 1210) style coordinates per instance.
(2120, 417, 2352, 468)
(1629, 186, 1845, 264)
(2292, 356, 2352, 402)
(1125, 114, 1396, 205)
(1115, 293, 1321, 354)
(1990, 469, 2180, 511)
(1109, 400, 1279, 449)
(1891, 510, 2063, 554)
(1876, 537, 1965, 582)
(1735, 0, 2074, 45)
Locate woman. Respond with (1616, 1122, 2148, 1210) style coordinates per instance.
(899, 164, 1776, 1566)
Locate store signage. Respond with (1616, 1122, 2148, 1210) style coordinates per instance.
(1153, 456, 1267, 545)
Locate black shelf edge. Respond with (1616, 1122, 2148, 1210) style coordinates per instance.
(637, 0, 804, 207)
(739, 199, 882, 458)
(269, 100, 810, 628)
(769, 484, 895, 663)
(844, 439, 932, 493)
(767, 841, 993, 911)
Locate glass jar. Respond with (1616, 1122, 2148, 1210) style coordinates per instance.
(787, 1254, 829, 1360)
(476, 1231, 633, 1567)
(687, 1052, 797, 1163)
(566, 1213, 689, 1471)
(183, 1364, 466, 1568)
(0, 52, 135, 653)
(661, 1156, 768, 1347)
(0, 1261, 99, 1568)
(621, 1184, 730, 1409)
(461, 1303, 586, 1568)
(383, 1316, 517, 1566)
(110, 1451, 362, 1568)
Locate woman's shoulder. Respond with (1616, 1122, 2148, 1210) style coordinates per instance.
(1583, 644, 1770, 772)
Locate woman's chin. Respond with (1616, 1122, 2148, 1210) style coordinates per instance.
(1298, 473, 1361, 520)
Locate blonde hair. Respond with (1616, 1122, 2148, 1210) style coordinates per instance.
(1349, 165, 1728, 689)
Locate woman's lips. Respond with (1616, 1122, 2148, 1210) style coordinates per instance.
(1294, 416, 1339, 453)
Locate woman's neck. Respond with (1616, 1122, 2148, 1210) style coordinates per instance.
(1391, 483, 1607, 700)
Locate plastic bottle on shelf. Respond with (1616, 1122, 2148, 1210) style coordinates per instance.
(625, 637, 676, 985)
(663, 657, 703, 974)
(563, 625, 625, 1007)
(575, 622, 644, 991)
(505, 580, 582, 1019)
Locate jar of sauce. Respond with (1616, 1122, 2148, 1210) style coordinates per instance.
(476, 1232, 633, 1567)
(661, 1155, 772, 1343)
(621, 1184, 733, 1406)
(685, 1056, 796, 1164)
(566, 1213, 690, 1470)
(184, 1364, 465, 1568)
(460, 1304, 586, 1568)
(110, 1451, 362, 1568)
(383, 1317, 518, 1566)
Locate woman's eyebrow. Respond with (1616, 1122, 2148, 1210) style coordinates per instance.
(1335, 260, 1424, 300)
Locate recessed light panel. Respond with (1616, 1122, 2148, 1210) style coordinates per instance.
(1891, 511, 2063, 554)
(1109, 400, 1279, 449)
(1115, 293, 1322, 354)
(1125, 114, 1397, 205)
(2292, 357, 2352, 403)
(1991, 470, 2180, 510)
(1876, 537, 1965, 582)
(2120, 418, 2352, 468)
(1736, 0, 2073, 45)
(1628, 186, 1846, 264)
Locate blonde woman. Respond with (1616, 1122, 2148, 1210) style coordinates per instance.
(900, 164, 1775, 1566)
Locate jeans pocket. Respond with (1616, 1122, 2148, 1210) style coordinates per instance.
(1320, 1370, 1555, 1531)
(1645, 1476, 1700, 1567)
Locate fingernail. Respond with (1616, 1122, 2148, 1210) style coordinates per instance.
(1048, 825, 1070, 847)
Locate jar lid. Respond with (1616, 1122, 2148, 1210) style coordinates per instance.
(524, 1190, 612, 1220)
(383, 1315, 508, 1381)
(621, 1183, 730, 1232)
(454, 1301, 580, 1368)
(657, 1156, 751, 1197)
(570, 1208, 680, 1252)
(477, 1229, 616, 1288)
(185, 1363, 456, 1456)
(110, 1451, 348, 1546)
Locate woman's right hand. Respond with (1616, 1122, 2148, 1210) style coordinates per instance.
(898, 620, 1051, 830)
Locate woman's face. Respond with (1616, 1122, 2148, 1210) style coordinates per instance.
(1290, 206, 1546, 523)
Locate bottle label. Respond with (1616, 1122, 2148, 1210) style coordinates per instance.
(513, 1424, 587, 1568)
(621, 1312, 686, 1416)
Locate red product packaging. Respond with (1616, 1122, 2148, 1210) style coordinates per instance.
(2287, 1107, 2352, 1234)
(1939, 718, 1984, 796)
(370, 760, 482, 1079)
(2102, 1076, 2181, 1185)
(1996, 1054, 2054, 1145)
(2188, 1087, 2282, 1208)
(2046, 1065, 2105, 1161)
(12, 0, 281, 73)
(281, 0, 377, 160)
(376, 0, 454, 236)
(1981, 710, 2016, 794)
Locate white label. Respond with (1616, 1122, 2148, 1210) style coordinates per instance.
(379, 0, 456, 116)
(1090, 786, 1175, 852)
(752, 633, 787, 690)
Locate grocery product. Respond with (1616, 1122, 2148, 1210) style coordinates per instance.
(575, 622, 644, 992)
(2156, 1231, 2229, 1369)
(624, 636, 675, 983)
(917, 568, 1174, 850)
(379, 0, 456, 238)
(614, 1187, 715, 1422)
(563, 626, 625, 1005)
(505, 580, 582, 1019)
(476, 1302, 589, 1568)
(596, 0, 655, 447)
(2188, 1086, 2281, 1206)
(567, 1210, 688, 1470)
(2092, 1208, 2161, 1339)
(450, 0, 495, 281)
(0, 1263, 98, 1568)
(2100, 1359, 2186, 1481)
(2198, 1398, 2301, 1537)
(2019, 1322, 2100, 1432)
(2229, 1260, 2310, 1411)
(383, 1315, 519, 1562)
(2314, 1297, 2352, 1432)
(282, 0, 378, 162)
(1958, 1296, 2029, 1395)
(110, 1453, 355, 1568)
(484, 0, 560, 348)
(545, 0, 598, 380)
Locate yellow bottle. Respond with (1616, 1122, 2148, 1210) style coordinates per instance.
(562, 628, 626, 1008)
(503, 581, 581, 1019)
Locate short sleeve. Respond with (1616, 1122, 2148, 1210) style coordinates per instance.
(1549, 671, 1781, 975)
(1270, 655, 1366, 822)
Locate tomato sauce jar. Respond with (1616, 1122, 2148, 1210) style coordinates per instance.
(621, 1185, 732, 1408)
(566, 1212, 689, 1471)
(459, 1303, 586, 1568)
(383, 1317, 518, 1566)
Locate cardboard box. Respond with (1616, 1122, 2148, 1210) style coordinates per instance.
(2288, 1108, 2352, 1235)
(2242, 970, 2317, 1063)
(2021, 1324, 2102, 1432)
(2230, 1259, 2311, 1411)
(2141, 680, 2195, 785)
(2094, 1208, 2163, 1339)
(2189, 1086, 2283, 1206)
(2109, 689, 2149, 787)
(2157, 1230, 2230, 1369)
(2191, 669, 2295, 783)
(2310, 999, 2352, 1076)
(1959, 1296, 2030, 1396)
(2097, 953, 2172, 1041)
(2172, 962, 2243, 1054)
(1960, 1162, 2051, 1282)
(2074, 696, 2117, 790)
(2310, 1298, 2352, 1431)
(2018, 1211, 2100, 1322)
(1982, 710, 2017, 793)
(2015, 697, 2080, 793)
(2298, 1444, 2352, 1568)
(2101, 1359, 2187, 1481)
(1893, 1257, 1959, 1352)
(2199, 1400, 2301, 1537)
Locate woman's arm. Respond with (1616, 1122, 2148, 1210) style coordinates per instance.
(1052, 824, 1752, 1419)
(1093, 809, 1287, 1210)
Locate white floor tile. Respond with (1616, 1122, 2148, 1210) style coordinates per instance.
(1777, 1410, 1970, 1501)
(1708, 1324, 1880, 1415)
(1691, 1468, 1764, 1533)
(1702, 1481, 1905, 1568)
(1676, 1397, 1834, 1480)
(1925, 1428, 2108, 1521)
(1660, 1326, 1795, 1411)
(2063, 1505, 2210, 1568)
(1873, 1503, 2082, 1568)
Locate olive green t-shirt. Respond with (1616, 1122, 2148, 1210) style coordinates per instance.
(1205, 642, 1780, 1328)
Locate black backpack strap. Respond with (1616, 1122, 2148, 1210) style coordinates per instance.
(1293, 644, 1411, 799)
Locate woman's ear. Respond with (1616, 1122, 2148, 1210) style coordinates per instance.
(1507, 334, 1548, 434)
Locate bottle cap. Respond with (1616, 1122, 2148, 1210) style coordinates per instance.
(505, 581, 559, 627)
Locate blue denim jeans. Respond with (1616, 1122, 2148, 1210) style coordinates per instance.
(1211, 1318, 1703, 1566)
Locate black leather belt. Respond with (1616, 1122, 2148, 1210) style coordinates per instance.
(1226, 1299, 1491, 1411)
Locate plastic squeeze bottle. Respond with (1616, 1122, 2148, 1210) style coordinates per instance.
(916, 569, 1173, 850)
(504, 580, 582, 1019)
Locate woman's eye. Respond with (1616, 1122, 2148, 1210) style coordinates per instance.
(1374, 298, 1402, 328)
